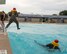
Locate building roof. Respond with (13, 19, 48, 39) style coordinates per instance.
(19, 14, 67, 19)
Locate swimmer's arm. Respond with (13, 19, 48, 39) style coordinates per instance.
(56, 47, 61, 52)
(58, 48, 61, 52)
(34, 40, 46, 47)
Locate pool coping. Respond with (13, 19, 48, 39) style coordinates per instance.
(0, 32, 12, 54)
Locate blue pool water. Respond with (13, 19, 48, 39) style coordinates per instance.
(7, 23, 67, 54)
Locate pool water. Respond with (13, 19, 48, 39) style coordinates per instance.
(7, 23, 67, 54)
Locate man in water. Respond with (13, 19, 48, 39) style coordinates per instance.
(34, 40, 61, 51)
(5, 8, 20, 30)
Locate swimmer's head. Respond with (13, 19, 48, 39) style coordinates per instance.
(54, 39, 59, 43)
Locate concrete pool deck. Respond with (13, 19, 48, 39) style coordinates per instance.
(0, 31, 12, 54)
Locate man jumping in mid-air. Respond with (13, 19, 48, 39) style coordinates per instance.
(6, 8, 20, 30)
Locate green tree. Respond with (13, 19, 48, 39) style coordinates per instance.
(59, 10, 67, 15)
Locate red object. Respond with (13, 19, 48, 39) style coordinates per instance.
(54, 40, 59, 43)
(13, 8, 16, 10)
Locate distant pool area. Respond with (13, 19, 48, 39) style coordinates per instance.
(6, 23, 67, 54)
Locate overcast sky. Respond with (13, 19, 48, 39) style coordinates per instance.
(0, 0, 67, 15)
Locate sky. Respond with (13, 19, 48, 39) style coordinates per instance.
(0, 0, 67, 15)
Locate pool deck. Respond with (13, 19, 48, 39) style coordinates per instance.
(0, 31, 12, 54)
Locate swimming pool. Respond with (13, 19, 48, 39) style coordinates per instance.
(7, 23, 67, 54)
